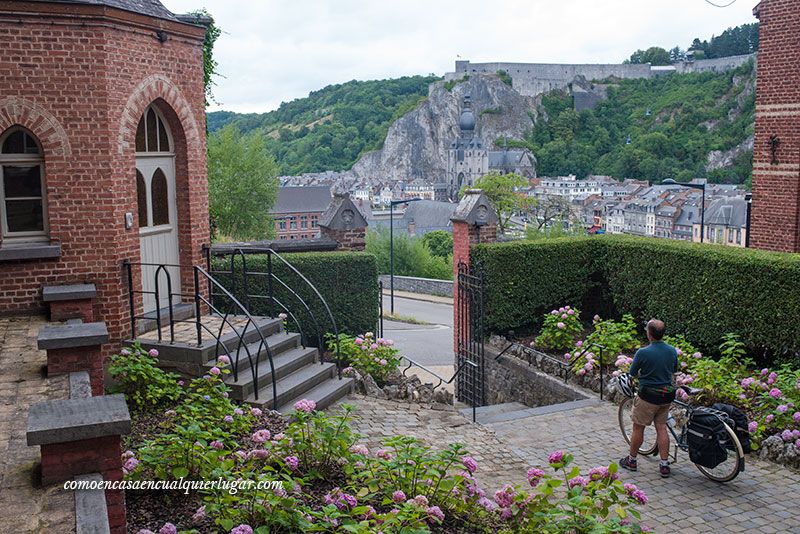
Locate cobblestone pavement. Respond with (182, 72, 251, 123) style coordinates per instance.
(333, 395, 529, 491)
(337, 394, 800, 534)
(0, 316, 76, 533)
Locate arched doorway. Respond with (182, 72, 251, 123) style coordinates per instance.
(135, 104, 179, 312)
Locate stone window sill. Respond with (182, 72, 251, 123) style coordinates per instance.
(0, 242, 61, 262)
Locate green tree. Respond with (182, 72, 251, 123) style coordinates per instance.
(207, 125, 279, 240)
(365, 229, 452, 280)
(421, 230, 453, 259)
(462, 172, 528, 233)
(627, 47, 671, 66)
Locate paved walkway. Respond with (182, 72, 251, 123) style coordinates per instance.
(336, 394, 800, 534)
(0, 316, 76, 533)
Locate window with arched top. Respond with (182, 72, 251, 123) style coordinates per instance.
(0, 128, 47, 241)
(136, 169, 148, 227)
(151, 168, 169, 225)
(135, 105, 172, 153)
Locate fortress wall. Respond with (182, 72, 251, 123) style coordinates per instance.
(674, 54, 755, 74)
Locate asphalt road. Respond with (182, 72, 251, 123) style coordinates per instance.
(381, 295, 453, 368)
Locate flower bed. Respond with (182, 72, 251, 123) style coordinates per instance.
(500, 305, 800, 469)
(114, 345, 650, 533)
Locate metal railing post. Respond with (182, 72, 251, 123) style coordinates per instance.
(194, 267, 202, 346)
(378, 281, 384, 337)
(267, 251, 274, 318)
(124, 260, 135, 339)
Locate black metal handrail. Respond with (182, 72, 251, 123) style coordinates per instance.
(399, 355, 480, 422)
(206, 246, 343, 378)
(122, 259, 279, 405)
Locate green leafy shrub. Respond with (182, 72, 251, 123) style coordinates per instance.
(211, 251, 379, 339)
(473, 235, 800, 365)
(331, 332, 401, 384)
(534, 305, 582, 352)
(108, 342, 181, 410)
(568, 314, 639, 374)
(366, 228, 453, 280)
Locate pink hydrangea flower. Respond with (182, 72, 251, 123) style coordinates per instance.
(230, 525, 254, 534)
(561, 313, 568, 319)
(284, 455, 300, 470)
(494, 485, 515, 508)
(777, 405, 789, 413)
(741, 377, 754, 388)
(793, 412, 800, 424)
(766, 414, 775, 424)
(769, 388, 782, 399)
(548, 450, 565, 464)
(526, 467, 545, 487)
(248, 449, 268, 460)
(795, 439, 800, 450)
(559, 307, 565, 313)
(761, 368, 769, 376)
(123, 457, 139, 473)
(349, 444, 369, 456)
(551, 310, 558, 315)
(692, 352, 702, 359)
(462, 456, 478, 473)
(568, 475, 588, 488)
(148, 348, 159, 357)
(576, 340, 583, 347)
(748, 421, 758, 433)
(376, 449, 392, 460)
(556, 322, 566, 329)
(477, 496, 495, 511)
(252, 429, 270, 443)
(355, 337, 363, 345)
(217, 354, 230, 365)
(223, 415, 233, 423)
(392, 490, 406, 503)
(294, 398, 316, 413)
(251, 408, 262, 417)
(158, 524, 177, 534)
(426, 505, 445, 523)
(120, 348, 131, 356)
(233, 408, 243, 416)
(210, 440, 224, 450)
(409, 494, 429, 507)
(209, 366, 221, 376)
(568, 309, 575, 315)
(577, 369, 587, 376)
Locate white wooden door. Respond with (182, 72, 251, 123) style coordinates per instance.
(136, 156, 180, 313)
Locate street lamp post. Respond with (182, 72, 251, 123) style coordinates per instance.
(389, 198, 423, 314)
(662, 179, 706, 243)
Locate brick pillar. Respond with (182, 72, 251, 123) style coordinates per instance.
(450, 190, 499, 355)
(749, 0, 800, 252)
(47, 346, 106, 395)
(318, 192, 369, 251)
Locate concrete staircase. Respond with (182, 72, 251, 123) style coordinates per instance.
(134, 316, 354, 412)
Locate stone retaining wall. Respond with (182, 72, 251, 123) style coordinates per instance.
(379, 275, 453, 297)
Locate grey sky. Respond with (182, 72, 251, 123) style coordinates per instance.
(162, 0, 757, 113)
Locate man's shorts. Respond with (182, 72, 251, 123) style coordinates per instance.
(631, 395, 671, 426)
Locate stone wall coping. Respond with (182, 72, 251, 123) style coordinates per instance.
(74, 473, 111, 534)
(0, 242, 61, 262)
(42, 284, 97, 302)
(69, 371, 92, 399)
(26, 394, 131, 446)
(37, 322, 109, 350)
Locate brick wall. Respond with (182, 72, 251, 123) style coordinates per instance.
(0, 4, 208, 350)
(750, 0, 800, 252)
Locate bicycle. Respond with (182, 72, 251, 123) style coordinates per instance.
(618, 385, 745, 482)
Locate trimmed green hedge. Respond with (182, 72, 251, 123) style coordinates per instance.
(210, 252, 379, 345)
(472, 236, 800, 363)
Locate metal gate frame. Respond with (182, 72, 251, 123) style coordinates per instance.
(455, 260, 485, 407)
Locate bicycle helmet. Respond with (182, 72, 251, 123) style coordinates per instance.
(617, 372, 634, 398)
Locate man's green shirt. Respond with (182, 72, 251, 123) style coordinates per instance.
(629, 340, 678, 388)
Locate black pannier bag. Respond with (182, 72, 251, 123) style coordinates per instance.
(711, 403, 751, 454)
(687, 408, 729, 469)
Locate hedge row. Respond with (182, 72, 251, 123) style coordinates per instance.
(210, 252, 380, 346)
(472, 236, 800, 363)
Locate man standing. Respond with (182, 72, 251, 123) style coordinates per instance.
(620, 319, 679, 477)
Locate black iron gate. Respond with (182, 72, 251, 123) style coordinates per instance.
(455, 261, 485, 407)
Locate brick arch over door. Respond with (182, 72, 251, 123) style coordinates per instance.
(117, 74, 201, 156)
(0, 97, 71, 157)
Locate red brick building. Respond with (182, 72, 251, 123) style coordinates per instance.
(750, 0, 800, 252)
(0, 1, 209, 343)
(272, 185, 331, 240)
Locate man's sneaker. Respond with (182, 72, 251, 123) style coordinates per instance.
(659, 462, 671, 478)
(620, 456, 637, 471)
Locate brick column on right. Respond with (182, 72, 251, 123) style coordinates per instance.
(451, 189, 499, 358)
(749, 0, 800, 252)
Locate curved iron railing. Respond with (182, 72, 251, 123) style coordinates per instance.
(206, 247, 343, 377)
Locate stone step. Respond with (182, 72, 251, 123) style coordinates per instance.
(476, 398, 601, 425)
(278, 377, 355, 414)
(218, 346, 318, 400)
(245, 362, 337, 409)
(458, 402, 528, 419)
(42, 283, 97, 302)
(137, 303, 196, 335)
(201, 332, 302, 371)
(37, 322, 109, 350)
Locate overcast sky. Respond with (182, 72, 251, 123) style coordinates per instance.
(162, 0, 757, 114)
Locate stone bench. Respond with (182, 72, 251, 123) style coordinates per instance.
(37, 322, 109, 395)
(42, 283, 96, 322)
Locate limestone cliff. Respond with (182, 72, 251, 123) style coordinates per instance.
(282, 74, 538, 190)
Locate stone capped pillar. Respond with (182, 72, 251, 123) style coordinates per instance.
(318, 192, 369, 251)
(450, 189, 499, 355)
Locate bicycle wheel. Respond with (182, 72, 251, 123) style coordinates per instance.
(694, 422, 744, 483)
(618, 396, 658, 456)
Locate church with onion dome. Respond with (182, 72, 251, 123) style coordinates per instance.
(440, 95, 536, 201)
